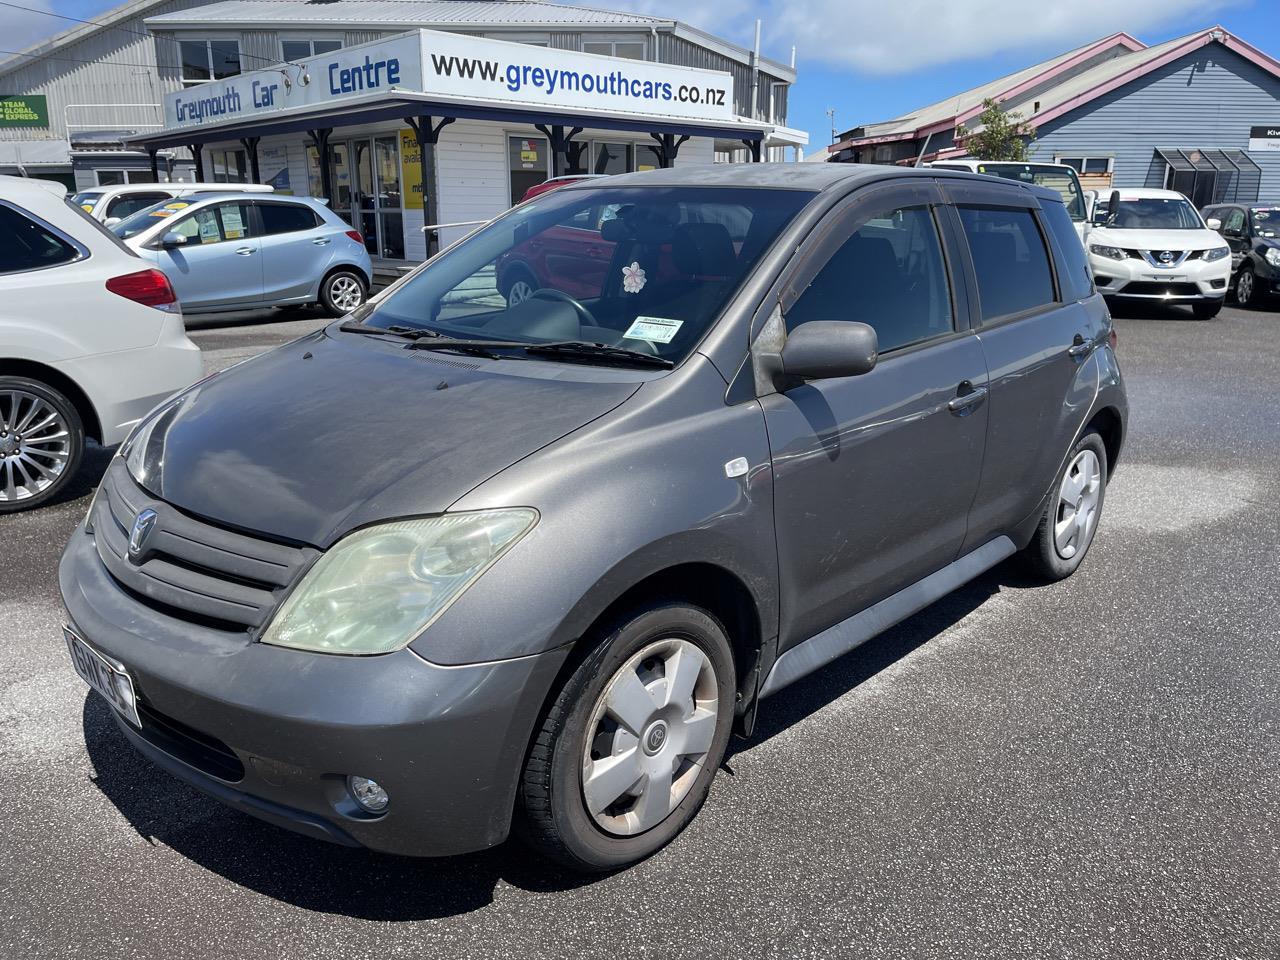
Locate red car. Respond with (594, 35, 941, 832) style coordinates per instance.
(520, 174, 606, 203)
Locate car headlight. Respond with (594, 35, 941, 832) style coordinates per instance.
(1266, 248, 1280, 268)
(122, 395, 185, 490)
(1089, 244, 1126, 261)
(1203, 246, 1230, 262)
(262, 509, 538, 655)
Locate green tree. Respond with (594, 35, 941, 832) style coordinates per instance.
(957, 98, 1035, 161)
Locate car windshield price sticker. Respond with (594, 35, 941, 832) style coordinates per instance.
(624, 316, 682, 343)
(221, 206, 245, 239)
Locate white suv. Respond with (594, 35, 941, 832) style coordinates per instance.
(1085, 188, 1231, 319)
(0, 176, 203, 511)
(72, 182, 274, 225)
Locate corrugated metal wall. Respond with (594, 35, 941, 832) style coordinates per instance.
(1029, 46, 1280, 198)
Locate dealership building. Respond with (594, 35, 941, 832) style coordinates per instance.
(0, 0, 805, 259)
(829, 26, 1280, 206)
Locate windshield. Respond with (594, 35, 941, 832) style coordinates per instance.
(362, 185, 813, 365)
(968, 163, 1086, 222)
(111, 198, 195, 240)
(1102, 197, 1203, 230)
(1252, 207, 1279, 238)
(72, 190, 103, 212)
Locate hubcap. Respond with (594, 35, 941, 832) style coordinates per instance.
(507, 279, 535, 306)
(330, 275, 363, 311)
(1054, 449, 1102, 560)
(0, 390, 71, 503)
(581, 638, 719, 837)
(1238, 271, 1253, 304)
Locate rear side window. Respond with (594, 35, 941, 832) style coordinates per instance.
(957, 206, 1055, 322)
(258, 203, 319, 235)
(0, 203, 81, 274)
(1040, 200, 1092, 302)
(787, 205, 954, 352)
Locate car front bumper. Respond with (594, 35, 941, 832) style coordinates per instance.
(1089, 253, 1230, 301)
(59, 528, 570, 857)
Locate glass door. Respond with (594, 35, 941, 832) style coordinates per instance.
(329, 142, 354, 224)
(374, 135, 404, 259)
(352, 139, 377, 256)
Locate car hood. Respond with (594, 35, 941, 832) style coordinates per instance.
(135, 329, 640, 546)
(1088, 227, 1223, 250)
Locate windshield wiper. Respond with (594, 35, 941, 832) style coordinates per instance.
(338, 320, 442, 340)
(406, 337, 672, 368)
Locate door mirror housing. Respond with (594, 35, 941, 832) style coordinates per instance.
(104, 216, 122, 227)
(159, 231, 187, 250)
(1205, 217, 1222, 231)
(780, 321, 878, 382)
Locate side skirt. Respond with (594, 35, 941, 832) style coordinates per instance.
(759, 537, 1015, 698)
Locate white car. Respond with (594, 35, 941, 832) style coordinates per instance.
(0, 175, 203, 511)
(1085, 188, 1231, 319)
(72, 182, 274, 226)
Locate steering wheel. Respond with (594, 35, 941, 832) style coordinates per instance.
(529, 288, 596, 329)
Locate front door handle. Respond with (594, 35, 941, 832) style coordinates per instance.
(235, 246, 255, 256)
(312, 237, 331, 245)
(1067, 333, 1092, 358)
(947, 381, 988, 415)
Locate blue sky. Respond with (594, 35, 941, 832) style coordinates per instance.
(8, 0, 1277, 152)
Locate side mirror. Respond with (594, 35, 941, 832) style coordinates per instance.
(1205, 217, 1222, 231)
(780, 321, 878, 382)
(104, 216, 122, 227)
(159, 231, 186, 250)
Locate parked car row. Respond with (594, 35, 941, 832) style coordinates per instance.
(73, 181, 275, 225)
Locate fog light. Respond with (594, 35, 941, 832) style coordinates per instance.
(347, 775, 389, 813)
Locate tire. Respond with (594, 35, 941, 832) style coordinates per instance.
(0, 376, 85, 513)
(518, 602, 736, 872)
(501, 266, 539, 307)
(1192, 300, 1223, 321)
(1021, 429, 1107, 582)
(1234, 265, 1256, 308)
(319, 268, 367, 317)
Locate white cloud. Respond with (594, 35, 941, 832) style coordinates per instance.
(606, 0, 1241, 73)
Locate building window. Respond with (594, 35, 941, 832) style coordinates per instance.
(180, 39, 242, 85)
(209, 148, 249, 183)
(94, 169, 157, 186)
(281, 38, 343, 61)
(582, 40, 646, 60)
(1056, 157, 1113, 175)
(590, 142, 632, 175)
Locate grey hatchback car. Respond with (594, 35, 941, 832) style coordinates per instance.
(60, 164, 1126, 872)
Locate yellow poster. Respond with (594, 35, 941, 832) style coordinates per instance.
(400, 128, 423, 210)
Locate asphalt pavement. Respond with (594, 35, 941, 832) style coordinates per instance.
(1, 300, 1277, 959)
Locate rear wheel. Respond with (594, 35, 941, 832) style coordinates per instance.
(0, 377, 84, 513)
(1192, 300, 1223, 321)
(518, 603, 735, 872)
(1021, 430, 1107, 582)
(319, 269, 367, 317)
(1234, 266, 1256, 307)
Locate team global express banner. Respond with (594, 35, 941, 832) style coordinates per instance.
(0, 95, 48, 128)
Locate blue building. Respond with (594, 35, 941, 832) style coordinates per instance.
(830, 27, 1280, 205)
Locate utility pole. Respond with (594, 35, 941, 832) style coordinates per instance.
(826, 108, 837, 143)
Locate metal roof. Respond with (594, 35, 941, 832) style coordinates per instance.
(147, 0, 666, 26)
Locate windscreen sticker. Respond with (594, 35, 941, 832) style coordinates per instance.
(150, 202, 187, 218)
(198, 214, 220, 243)
(80, 203, 95, 212)
(222, 206, 245, 239)
(621, 261, 647, 294)
(624, 316, 682, 344)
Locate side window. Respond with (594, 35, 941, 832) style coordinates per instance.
(170, 208, 223, 245)
(786, 205, 953, 353)
(106, 192, 169, 220)
(258, 203, 319, 235)
(956, 206, 1055, 322)
(1039, 200, 1092, 302)
(0, 204, 80, 274)
(216, 202, 253, 241)
(1223, 208, 1246, 236)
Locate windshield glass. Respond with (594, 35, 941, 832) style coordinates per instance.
(1104, 197, 1203, 230)
(363, 186, 813, 365)
(72, 190, 103, 212)
(970, 163, 1086, 221)
(1251, 207, 1279, 238)
(111, 198, 195, 239)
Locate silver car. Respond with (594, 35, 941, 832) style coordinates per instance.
(112, 194, 372, 316)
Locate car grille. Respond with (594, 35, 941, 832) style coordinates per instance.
(91, 463, 316, 631)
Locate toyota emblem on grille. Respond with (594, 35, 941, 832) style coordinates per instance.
(1158, 250, 1176, 264)
(128, 508, 158, 560)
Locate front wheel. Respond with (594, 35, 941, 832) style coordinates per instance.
(319, 269, 367, 317)
(1234, 266, 1256, 308)
(0, 377, 85, 512)
(1021, 430, 1107, 582)
(1192, 300, 1223, 321)
(518, 603, 736, 872)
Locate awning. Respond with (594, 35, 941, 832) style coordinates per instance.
(1155, 147, 1264, 203)
(0, 139, 71, 168)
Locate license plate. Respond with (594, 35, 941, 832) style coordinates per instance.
(64, 627, 141, 728)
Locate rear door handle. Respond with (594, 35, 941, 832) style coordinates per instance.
(947, 381, 988, 415)
(1067, 333, 1092, 358)
(312, 238, 331, 246)
(235, 246, 255, 256)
